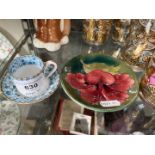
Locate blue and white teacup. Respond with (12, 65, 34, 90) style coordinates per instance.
(8, 55, 57, 97)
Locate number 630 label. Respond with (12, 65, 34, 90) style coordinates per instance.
(24, 83, 38, 90)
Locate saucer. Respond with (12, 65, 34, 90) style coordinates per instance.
(1, 69, 60, 104)
(0, 100, 20, 135)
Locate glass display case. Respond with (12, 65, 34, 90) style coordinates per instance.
(1, 19, 155, 135)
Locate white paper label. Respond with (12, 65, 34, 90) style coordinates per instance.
(14, 73, 49, 97)
(100, 100, 120, 107)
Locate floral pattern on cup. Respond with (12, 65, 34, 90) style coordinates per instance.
(7, 55, 58, 98)
(8, 55, 43, 80)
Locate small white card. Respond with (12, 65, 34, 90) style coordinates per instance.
(100, 100, 120, 107)
(70, 113, 92, 135)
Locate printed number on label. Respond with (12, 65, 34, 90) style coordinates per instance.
(24, 83, 38, 90)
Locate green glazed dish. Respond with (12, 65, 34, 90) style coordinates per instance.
(61, 53, 139, 112)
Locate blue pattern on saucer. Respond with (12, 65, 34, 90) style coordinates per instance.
(2, 69, 60, 104)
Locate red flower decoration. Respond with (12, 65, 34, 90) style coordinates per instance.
(66, 69, 134, 104)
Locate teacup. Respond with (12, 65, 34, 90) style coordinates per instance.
(8, 55, 57, 97)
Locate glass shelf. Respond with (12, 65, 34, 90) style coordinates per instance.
(19, 31, 155, 135)
(1, 20, 155, 135)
